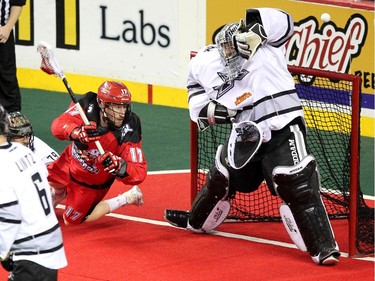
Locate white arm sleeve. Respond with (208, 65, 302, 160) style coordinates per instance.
(33, 136, 60, 166)
(258, 8, 294, 47)
(187, 51, 211, 123)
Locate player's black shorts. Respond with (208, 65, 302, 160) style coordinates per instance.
(9, 260, 58, 281)
(222, 117, 307, 195)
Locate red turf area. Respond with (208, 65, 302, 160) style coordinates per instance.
(1, 172, 373, 281)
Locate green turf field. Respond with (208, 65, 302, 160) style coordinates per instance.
(20, 88, 190, 172)
(20, 88, 374, 196)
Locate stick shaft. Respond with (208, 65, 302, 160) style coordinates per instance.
(37, 42, 105, 155)
(62, 76, 105, 155)
(62, 77, 78, 104)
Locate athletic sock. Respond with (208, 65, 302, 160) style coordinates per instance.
(52, 187, 66, 196)
(105, 194, 128, 213)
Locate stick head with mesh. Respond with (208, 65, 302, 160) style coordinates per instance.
(37, 41, 64, 78)
(227, 121, 263, 169)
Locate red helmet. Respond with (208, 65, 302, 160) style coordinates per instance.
(97, 81, 131, 104)
(97, 81, 132, 129)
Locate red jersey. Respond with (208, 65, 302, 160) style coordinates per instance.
(49, 92, 147, 187)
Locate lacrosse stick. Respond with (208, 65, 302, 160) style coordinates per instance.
(37, 41, 104, 155)
(227, 120, 263, 169)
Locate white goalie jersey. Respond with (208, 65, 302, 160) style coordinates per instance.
(187, 8, 304, 142)
(0, 142, 67, 269)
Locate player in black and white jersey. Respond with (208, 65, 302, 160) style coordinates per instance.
(165, 8, 340, 265)
(0, 104, 67, 280)
(7, 111, 59, 166)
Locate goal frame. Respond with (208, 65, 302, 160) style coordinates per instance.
(189, 52, 362, 257)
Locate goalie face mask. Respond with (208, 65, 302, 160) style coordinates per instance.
(215, 22, 243, 80)
(7, 111, 35, 151)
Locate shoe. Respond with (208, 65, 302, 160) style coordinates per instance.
(312, 248, 340, 265)
(51, 188, 67, 207)
(124, 186, 143, 206)
(164, 209, 189, 228)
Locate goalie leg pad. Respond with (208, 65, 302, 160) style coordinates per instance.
(201, 200, 231, 232)
(273, 155, 339, 260)
(189, 145, 231, 231)
(279, 203, 307, 252)
(273, 155, 318, 203)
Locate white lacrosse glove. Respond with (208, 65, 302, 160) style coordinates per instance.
(233, 19, 267, 60)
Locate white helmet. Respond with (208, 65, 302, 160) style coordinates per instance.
(215, 23, 242, 80)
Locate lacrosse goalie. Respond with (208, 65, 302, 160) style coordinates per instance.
(164, 7, 340, 265)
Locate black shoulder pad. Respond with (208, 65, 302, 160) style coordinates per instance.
(77, 92, 101, 123)
(113, 112, 142, 144)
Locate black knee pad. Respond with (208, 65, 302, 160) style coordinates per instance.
(273, 155, 319, 204)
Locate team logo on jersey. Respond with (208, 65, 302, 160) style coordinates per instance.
(235, 92, 252, 106)
(120, 124, 133, 139)
(214, 69, 249, 99)
(87, 103, 94, 114)
(72, 144, 100, 173)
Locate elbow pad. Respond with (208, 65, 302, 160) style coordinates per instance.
(197, 101, 237, 131)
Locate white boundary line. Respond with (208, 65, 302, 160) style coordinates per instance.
(57, 170, 374, 262)
(107, 213, 374, 262)
(147, 169, 190, 175)
(57, 204, 371, 263)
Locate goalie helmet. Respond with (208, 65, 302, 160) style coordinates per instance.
(97, 81, 132, 129)
(0, 104, 10, 135)
(215, 22, 242, 80)
(7, 111, 35, 151)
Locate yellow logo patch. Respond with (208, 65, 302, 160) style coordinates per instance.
(235, 92, 252, 106)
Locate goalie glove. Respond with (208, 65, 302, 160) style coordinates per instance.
(70, 121, 101, 145)
(97, 151, 128, 178)
(197, 101, 237, 131)
(233, 19, 267, 60)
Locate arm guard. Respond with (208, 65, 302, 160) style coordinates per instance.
(197, 101, 237, 131)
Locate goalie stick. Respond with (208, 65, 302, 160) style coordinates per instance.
(37, 41, 104, 155)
